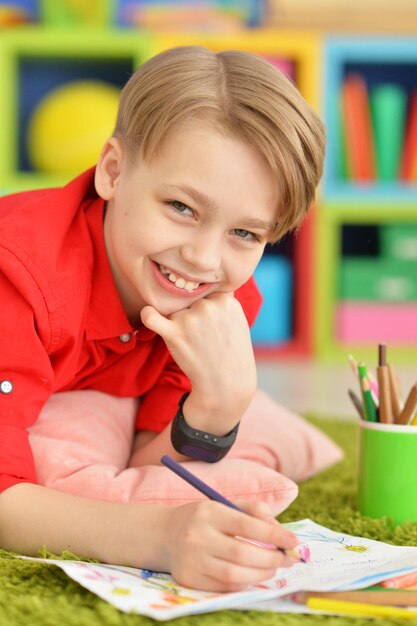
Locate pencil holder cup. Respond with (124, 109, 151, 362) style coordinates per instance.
(358, 420, 417, 524)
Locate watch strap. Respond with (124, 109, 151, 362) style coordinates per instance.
(170, 393, 239, 462)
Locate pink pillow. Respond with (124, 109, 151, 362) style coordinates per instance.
(28, 389, 342, 516)
(227, 389, 343, 482)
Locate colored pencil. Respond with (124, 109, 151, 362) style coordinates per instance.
(347, 388, 364, 419)
(367, 370, 379, 400)
(397, 383, 417, 425)
(376, 344, 393, 423)
(294, 588, 417, 607)
(348, 354, 379, 402)
(358, 364, 378, 422)
(160, 455, 305, 562)
(306, 597, 417, 618)
(361, 376, 378, 422)
(387, 362, 403, 422)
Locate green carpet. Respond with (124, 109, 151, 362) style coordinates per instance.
(2, 418, 417, 626)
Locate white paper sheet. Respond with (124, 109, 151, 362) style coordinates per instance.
(16, 519, 417, 620)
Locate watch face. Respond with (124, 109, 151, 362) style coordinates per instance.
(180, 443, 219, 463)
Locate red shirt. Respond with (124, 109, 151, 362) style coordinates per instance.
(0, 168, 261, 492)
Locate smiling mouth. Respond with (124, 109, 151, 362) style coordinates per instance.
(157, 264, 201, 292)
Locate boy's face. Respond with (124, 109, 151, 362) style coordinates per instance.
(97, 123, 279, 323)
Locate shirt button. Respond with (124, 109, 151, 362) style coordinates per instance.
(0, 380, 13, 394)
(119, 333, 132, 343)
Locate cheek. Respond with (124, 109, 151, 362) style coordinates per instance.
(229, 252, 263, 288)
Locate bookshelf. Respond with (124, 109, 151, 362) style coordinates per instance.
(317, 37, 417, 363)
(323, 37, 417, 202)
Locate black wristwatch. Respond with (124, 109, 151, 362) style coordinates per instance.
(170, 393, 239, 462)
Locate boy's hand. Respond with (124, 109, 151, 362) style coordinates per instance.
(159, 499, 300, 592)
(140, 293, 257, 435)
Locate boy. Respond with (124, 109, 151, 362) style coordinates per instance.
(0, 46, 325, 591)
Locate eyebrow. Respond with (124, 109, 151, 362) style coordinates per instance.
(162, 183, 274, 233)
(162, 183, 218, 212)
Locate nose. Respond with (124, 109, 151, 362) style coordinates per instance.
(180, 233, 222, 274)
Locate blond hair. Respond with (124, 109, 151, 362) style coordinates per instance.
(114, 46, 325, 241)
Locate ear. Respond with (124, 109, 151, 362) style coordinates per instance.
(94, 137, 124, 201)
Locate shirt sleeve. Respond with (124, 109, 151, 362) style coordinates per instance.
(234, 276, 263, 327)
(135, 276, 262, 434)
(0, 270, 54, 493)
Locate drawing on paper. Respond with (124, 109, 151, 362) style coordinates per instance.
(15, 519, 417, 621)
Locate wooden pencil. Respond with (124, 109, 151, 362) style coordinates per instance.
(387, 363, 403, 422)
(294, 589, 417, 607)
(376, 344, 393, 423)
(397, 383, 417, 425)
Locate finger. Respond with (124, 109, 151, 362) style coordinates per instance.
(203, 555, 279, 590)
(218, 506, 299, 553)
(235, 500, 279, 524)
(140, 305, 173, 338)
(209, 532, 290, 571)
(177, 556, 277, 593)
(175, 569, 257, 594)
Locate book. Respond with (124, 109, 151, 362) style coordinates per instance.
(371, 83, 407, 181)
(399, 90, 417, 182)
(341, 73, 376, 182)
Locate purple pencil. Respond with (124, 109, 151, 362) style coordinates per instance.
(161, 455, 305, 562)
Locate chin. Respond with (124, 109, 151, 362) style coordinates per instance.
(162, 302, 195, 316)
(147, 297, 195, 317)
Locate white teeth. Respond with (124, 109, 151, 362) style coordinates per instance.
(158, 265, 200, 291)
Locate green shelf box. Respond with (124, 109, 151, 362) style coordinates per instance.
(381, 224, 417, 261)
(339, 258, 417, 301)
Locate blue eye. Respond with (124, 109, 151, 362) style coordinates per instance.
(171, 200, 193, 215)
(234, 229, 259, 242)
